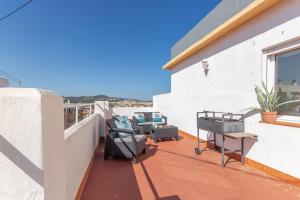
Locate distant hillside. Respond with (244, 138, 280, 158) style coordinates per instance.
(63, 95, 151, 104)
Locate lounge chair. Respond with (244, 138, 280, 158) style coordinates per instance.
(104, 116, 147, 163)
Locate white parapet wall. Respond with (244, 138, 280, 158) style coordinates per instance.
(111, 107, 154, 119)
(0, 88, 66, 200)
(0, 88, 102, 200)
(64, 113, 100, 200)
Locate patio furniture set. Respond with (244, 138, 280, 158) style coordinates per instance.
(133, 112, 179, 143)
(104, 112, 179, 163)
(104, 110, 258, 168)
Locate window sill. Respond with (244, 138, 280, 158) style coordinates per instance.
(259, 120, 300, 128)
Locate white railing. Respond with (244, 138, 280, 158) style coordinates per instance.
(64, 103, 95, 129)
(0, 69, 22, 87)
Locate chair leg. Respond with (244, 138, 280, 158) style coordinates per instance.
(104, 141, 110, 160)
(131, 156, 137, 164)
(104, 151, 109, 160)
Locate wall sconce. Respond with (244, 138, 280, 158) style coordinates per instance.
(202, 59, 209, 76)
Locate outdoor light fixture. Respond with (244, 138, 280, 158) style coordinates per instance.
(202, 59, 209, 76)
(202, 59, 209, 70)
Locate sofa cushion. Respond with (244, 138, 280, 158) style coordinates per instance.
(137, 122, 153, 126)
(115, 116, 133, 138)
(134, 113, 146, 123)
(152, 112, 162, 122)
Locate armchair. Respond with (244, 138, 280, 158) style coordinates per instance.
(104, 117, 147, 163)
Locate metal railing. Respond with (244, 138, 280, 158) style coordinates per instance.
(0, 69, 22, 87)
(64, 103, 95, 129)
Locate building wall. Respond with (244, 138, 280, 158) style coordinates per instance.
(154, 0, 300, 179)
(171, 0, 254, 58)
(111, 107, 154, 119)
(0, 88, 101, 200)
(64, 113, 100, 200)
(0, 88, 66, 200)
(153, 93, 173, 121)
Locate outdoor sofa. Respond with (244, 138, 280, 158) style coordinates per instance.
(133, 112, 167, 134)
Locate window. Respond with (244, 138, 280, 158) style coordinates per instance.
(276, 48, 300, 116)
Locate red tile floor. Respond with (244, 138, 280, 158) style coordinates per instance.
(81, 135, 300, 200)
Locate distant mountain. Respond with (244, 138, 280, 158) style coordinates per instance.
(63, 95, 151, 103)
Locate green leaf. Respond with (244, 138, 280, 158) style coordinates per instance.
(276, 100, 300, 108)
(254, 82, 279, 112)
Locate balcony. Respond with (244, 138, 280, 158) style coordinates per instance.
(1, 88, 300, 200)
(81, 135, 300, 200)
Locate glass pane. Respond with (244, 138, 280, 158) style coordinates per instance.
(276, 48, 300, 116)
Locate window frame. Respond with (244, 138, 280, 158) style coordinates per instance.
(262, 38, 300, 123)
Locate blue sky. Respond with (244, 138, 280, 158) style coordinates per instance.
(0, 0, 220, 100)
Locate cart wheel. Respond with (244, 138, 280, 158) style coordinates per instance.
(195, 148, 201, 155)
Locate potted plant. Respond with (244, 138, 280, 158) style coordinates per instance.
(255, 82, 300, 123)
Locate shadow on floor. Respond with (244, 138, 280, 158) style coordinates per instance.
(81, 143, 143, 200)
(140, 160, 181, 200)
(82, 136, 300, 200)
(157, 147, 280, 182)
(81, 140, 163, 200)
(158, 196, 181, 200)
(81, 139, 182, 200)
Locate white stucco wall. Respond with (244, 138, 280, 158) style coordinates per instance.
(0, 88, 66, 200)
(153, 93, 173, 122)
(94, 101, 109, 138)
(64, 113, 100, 200)
(0, 88, 101, 200)
(154, 0, 300, 179)
(94, 101, 154, 130)
(111, 107, 154, 119)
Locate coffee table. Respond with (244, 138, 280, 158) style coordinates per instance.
(150, 125, 179, 143)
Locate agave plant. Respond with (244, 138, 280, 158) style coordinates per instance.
(255, 82, 300, 112)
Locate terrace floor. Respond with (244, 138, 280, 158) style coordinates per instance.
(81, 135, 300, 200)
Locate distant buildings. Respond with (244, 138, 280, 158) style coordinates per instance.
(109, 100, 153, 107)
(63, 96, 152, 107)
(64, 104, 95, 129)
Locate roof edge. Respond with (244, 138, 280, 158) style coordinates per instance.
(163, 0, 281, 70)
